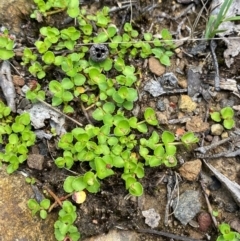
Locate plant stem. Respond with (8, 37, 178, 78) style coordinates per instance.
(210, 39, 220, 91)
(45, 8, 66, 16)
(137, 120, 146, 125)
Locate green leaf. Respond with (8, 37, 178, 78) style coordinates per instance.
(62, 91, 73, 102)
(165, 145, 176, 156)
(162, 131, 175, 144)
(0, 48, 14, 60)
(72, 176, 87, 191)
(63, 176, 76, 193)
(8, 133, 18, 144)
(114, 57, 125, 72)
(146, 155, 161, 167)
(40, 199, 50, 209)
(181, 132, 199, 145)
(149, 131, 160, 144)
(42, 51, 55, 64)
(107, 26, 117, 37)
(67, 0, 80, 18)
(27, 199, 40, 210)
(126, 88, 138, 102)
(61, 78, 74, 89)
(144, 107, 158, 126)
(103, 102, 115, 113)
(154, 145, 165, 157)
(143, 33, 152, 41)
(95, 157, 114, 179)
(126, 179, 143, 196)
(63, 105, 74, 114)
(81, 24, 93, 35)
(92, 107, 104, 121)
(93, 31, 108, 43)
(137, 123, 148, 133)
(160, 54, 171, 66)
(49, 80, 63, 94)
(109, 35, 122, 49)
(161, 28, 172, 39)
(40, 209, 48, 219)
(114, 120, 130, 136)
(164, 155, 177, 167)
(223, 119, 235, 130)
(210, 112, 221, 122)
(131, 30, 139, 38)
(124, 23, 132, 32)
(12, 123, 24, 133)
(69, 231, 81, 241)
(220, 106, 234, 119)
(73, 74, 86, 86)
(219, 223, 231, 235)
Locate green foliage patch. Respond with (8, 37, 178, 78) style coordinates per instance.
(210, 106, 235, 130)
(217, 223, 240, 241)
(0, 102, 36, 173)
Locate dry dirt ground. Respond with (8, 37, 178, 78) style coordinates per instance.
(0, 0, 240, 241)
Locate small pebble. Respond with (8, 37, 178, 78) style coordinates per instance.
(27, 154, 44, 170)
(142, 208, 161, 228)
(197, 212, 212, 232)
(157, 100, 166, 111)
(221, 132, 229, 139)
(179, 159, 202, 181)
(211, 124, 224, 136)
(204, 135, 213, 142)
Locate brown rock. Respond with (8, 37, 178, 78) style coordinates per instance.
(197, 212, 212, 232)
(178, 76, 188, 89)
(230, 218, 240, 233)
(186, 116, 209, 133)
(12, 75, 25, 86)
(148, 57, 165, 76)
(179, 95, 197, 113)
(0, 0, 34, 35)
(27, 154, 44, 170)
(0, 165, 56, 241)
(156, 111, 168, 124)
(179, 159, 202, 181)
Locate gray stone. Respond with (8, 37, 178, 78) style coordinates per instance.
(142, 208, 161, 228)
(143, 79, 164, 97)
(172, 190, 201, 225)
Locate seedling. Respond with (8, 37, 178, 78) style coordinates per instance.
(205, 0, 240, 39)
(25, 177, 36, 185)
(27, 198, 51, 219)
(54, 201, 81, 241)
(49, 80, 74, 113)
(31, 0, 80, 19)
(140, 131, 199, 167)
(0, 102, 36, 173)
(0, 30, 14, 60)
(210, 107, 235, 129)
(217, 223, 240, 241)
